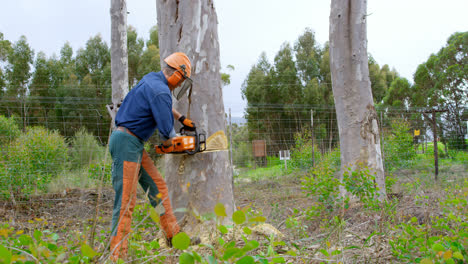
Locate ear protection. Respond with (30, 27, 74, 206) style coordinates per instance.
(167, 69, 183, 88)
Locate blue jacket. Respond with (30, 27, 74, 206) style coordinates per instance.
(115, 71, 176, 141)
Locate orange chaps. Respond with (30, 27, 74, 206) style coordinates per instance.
(108, 130, 179, 260)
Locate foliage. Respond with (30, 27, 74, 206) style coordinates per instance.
(229, 123, 253, 168)
(0, 26, 163, 144)
(242, 28, 400, 154)
(301, 154, 342, 220)
(87, 160, 112, 184)
(413, 31, 467, 150)
(68, 127, 106, 169)
(389, 180, 468, 263)
(1, 126, 68, 196)
(0, 115, 20, 145)
(289, 129, 323, 170)
(384, 119, 417, 172)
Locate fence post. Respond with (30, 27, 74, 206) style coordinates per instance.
(432, 109, 439, 181)
(311, 109, 315, 167)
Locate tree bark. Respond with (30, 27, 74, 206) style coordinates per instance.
(156, 0, 235, 223)
(329, 0, 386, 200)
(110, 0, 129, 121)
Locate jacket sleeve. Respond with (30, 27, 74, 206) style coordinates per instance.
(150, 93, 175, 141)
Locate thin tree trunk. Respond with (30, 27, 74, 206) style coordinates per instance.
(329, 0, 386, 201)
(157, 0, 235, 224)
(110, 0, 129, 121)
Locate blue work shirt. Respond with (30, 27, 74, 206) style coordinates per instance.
(115, 71, 176, 141)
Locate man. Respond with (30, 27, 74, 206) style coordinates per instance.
(108, 52, 195, 260)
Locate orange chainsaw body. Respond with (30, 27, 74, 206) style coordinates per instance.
(155, 128, 205, 155)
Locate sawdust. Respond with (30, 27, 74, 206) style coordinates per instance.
(205, 130, 228, 151)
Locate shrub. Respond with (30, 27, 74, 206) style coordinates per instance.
(69, 127, 105, 169)
(0, 115, 21, 146)
(232, 141, 253, 168)
(389, 180, 468, 263)
(384, 119, 417, 171)
(290, 129, 322, 171)
(88, 159, 112, 184)
(2, 126, 69, 195)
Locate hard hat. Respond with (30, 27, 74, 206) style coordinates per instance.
(164, 52, 192, 100)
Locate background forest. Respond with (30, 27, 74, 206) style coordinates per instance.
(0, 23, 467, 263)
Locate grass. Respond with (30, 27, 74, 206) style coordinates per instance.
(1, 149, 467, 263)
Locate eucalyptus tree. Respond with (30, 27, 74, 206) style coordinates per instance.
(5, 36, 34, 125)
(127, 25, 144, 87)
(0, 33, 12, 110)
(156, 0, 235, 224)
(413, 31, 468, 149)
(329, 0, 386, 200)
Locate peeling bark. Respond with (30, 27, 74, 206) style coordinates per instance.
(329, 0, 386, 201)
(110, 0, 129, 120)
(156, 0, 235, 223)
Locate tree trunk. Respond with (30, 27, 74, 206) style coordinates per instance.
(329, 0, 386, 201)
(110, 0, 129, 121)
(156, 0, 235, 224)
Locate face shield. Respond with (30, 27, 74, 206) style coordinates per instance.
(172, 77, 193, 100)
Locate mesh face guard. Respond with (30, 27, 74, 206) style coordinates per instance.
(172, 77, 192, 100)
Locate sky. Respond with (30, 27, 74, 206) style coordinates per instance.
(0, 0, 467, 117)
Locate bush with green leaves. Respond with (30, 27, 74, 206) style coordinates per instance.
(389, 180, 468, 263)
(69, 127, 106, 169)
(87, 160, 112, 184)
(290, 129, 322, 171)
(384, 119, 417, 171)
(1, 126, 68, 195)
(0, 115, 21, 146)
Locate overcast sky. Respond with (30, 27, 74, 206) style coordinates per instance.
(0, 0, 467, 116)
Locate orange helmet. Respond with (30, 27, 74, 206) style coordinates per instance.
(164, 52, 192, 100)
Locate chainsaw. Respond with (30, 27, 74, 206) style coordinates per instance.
(155, 127, 206, 155)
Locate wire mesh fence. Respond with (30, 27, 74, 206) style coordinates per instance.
(228, 104, 467, 174)
(0, 93, 467, 197)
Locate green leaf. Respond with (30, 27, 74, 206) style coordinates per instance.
(192, 251, 202, 262)
(242, 240, 259, 252)
(81, 243, 97, 258)
(172, 232, 191, 250)
(223, 248, 242, 260)
(420, 258, 433, 264)
(0, 245, 12, 264)
(453, 251, 464, 260)
(224, 241, 236, 249)
(236, 255, 255, 264)
(149, 207, 160, 223)
(214, 203, 227, 217)
(207, 255, 217, 264)
(179, 252, 194, 264)
(18, 234, 33, 246)
(331, 249, 341, 256)
(218, 225, 228, 234)
(445, 258, 455, 264)
(33, 230, 42, 242)
(248, 216, 266, 222)
(243, 227, 252, 235)
(150, 240, 160, 249)
(272, 257, 286, 263)
(47, 243, 58, 251)
(319, 249, 329, 257)
(432, 243, 445, 253)
(232, 210, 246, 225)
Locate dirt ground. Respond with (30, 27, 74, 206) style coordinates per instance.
(0, 164, 466, 263)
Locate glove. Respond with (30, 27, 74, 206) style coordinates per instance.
(178, 115, 196, 131)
